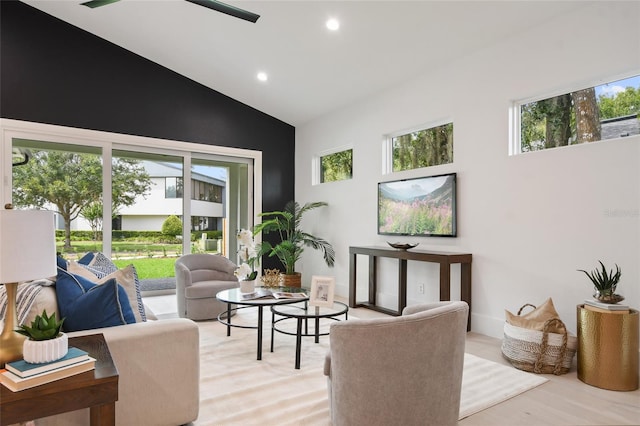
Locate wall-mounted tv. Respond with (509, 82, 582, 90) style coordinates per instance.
(378, 172, 457, 237)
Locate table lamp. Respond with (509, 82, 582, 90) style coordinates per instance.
(0, 205, 57, 367)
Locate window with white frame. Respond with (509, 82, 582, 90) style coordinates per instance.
(313, 147, 353, 185)
(320, 149, 352, 183)
(4, 121, 260, 265)
(515, 74, 640, 154)
(387, 122, 453, 173)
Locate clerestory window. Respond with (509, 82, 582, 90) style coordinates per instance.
(387, 122, 453, 173)
(514, 74, 640, 154)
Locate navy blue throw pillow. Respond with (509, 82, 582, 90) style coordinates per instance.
(55, 267, 135, 332)
(77, 252, 95, 265)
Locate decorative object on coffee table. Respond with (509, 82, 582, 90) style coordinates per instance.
(235, 228, 259, 293)
(261, 268, 283, 287)
(254, 201, 335, 287)
(0, 206, 57, 368)
(578, 260, 624, 304)
(309, 276, 335, 308)
(239, 279, 256, 293)
(16, 309, 68, 364)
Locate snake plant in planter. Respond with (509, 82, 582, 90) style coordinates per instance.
(254, 201, 335, 287)
(578, 260, 623, 304)
(15, 310, 68, 363)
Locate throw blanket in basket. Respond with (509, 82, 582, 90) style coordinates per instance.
(502, 298, 577, 375)
(0, 280, 52, 326)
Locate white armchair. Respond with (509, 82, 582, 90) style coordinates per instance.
(324, 301, 469, 426)
(174, 253, 239, 320)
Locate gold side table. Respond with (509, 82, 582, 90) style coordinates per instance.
(577, 305, 639, 391)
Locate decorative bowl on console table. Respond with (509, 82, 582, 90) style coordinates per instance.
(387, 242, 419, 251)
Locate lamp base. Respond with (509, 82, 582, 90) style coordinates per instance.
(0, 282, 26, 367)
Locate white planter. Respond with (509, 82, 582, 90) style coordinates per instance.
(240, 279, 256, 293)
(23, 333, 68, 364)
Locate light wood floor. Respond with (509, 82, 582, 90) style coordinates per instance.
(144, 294, 640, 425)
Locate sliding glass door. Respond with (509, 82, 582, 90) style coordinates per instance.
(3, 120, 261, 291)
(11, 139, 105, 258)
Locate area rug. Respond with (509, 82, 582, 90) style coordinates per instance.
(195, 309, 548, 425)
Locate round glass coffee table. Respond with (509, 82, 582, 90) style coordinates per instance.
(271, 301, 349, 369)
(216, 287, 309, 361)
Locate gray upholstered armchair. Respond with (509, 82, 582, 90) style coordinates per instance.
(174, 253, 239, 320)
(324, 301, 469, 426)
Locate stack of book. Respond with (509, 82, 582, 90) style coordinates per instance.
(584, 298, 630, 314)
(0, 347, 95, 392)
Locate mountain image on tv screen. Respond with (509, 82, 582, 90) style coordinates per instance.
(378, 173, 456, 237)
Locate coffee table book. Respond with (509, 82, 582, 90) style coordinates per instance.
(241, 289, 308, 300)
(0, 357, 95, 392)
(6, 347, 90, 378)
(584, 299, 629, 312)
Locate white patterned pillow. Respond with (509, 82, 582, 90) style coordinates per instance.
(69, 253, 146, 322)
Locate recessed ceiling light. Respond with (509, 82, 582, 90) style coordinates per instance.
(326, 18, 339, 31)
(257, 72, 268, 82)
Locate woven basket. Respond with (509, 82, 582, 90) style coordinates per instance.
(501, 304, 577, 375)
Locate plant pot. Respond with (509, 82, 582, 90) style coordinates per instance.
(23, 333, 68, 364)
(593, 290, 625, 304)
(281, 272, 302, 288)
(240, 279, 256, 293)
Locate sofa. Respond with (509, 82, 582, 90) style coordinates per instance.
(5, 255, 200, 426)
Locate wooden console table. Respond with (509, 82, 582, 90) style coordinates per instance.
(1, 333, 119, 426)
(349, 246, 472, 330)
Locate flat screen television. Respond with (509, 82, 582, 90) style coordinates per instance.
(378, 172, 457, 237)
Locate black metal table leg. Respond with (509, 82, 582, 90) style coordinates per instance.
(257, 305, 263, 360)
(226, 303, 231, 336)
(271, 310, 275, 352)
(295, 318, 303, 369)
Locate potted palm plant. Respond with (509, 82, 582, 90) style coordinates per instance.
(254, 201, 335, 287)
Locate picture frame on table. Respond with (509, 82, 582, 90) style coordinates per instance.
(309, 276, 335, 307)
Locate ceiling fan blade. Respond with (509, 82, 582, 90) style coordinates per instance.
(185, 0, 260, 23)
(81, 0, 121, 8)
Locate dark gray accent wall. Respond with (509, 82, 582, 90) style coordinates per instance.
(0, 0, 294, 216)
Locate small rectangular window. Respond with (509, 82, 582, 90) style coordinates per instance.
(391, 123, 453, 172)
(320, 149, 353, 183)
(517, 75, 640, 153)
(165, 177, 183, 198)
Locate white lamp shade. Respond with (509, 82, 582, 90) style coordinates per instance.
(0, 209, 57, 283)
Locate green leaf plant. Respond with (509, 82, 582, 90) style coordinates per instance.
(253, 201, 335, 275)
(578, 260, 621, 295)
(15, 310, 65, 341)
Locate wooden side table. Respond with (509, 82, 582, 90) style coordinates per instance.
(0, 333, 119, 425)
(577, 305, 639, 391)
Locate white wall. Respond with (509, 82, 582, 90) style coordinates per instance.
(295, 2, 640, 338)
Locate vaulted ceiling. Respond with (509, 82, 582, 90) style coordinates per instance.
(21, 1, 589, 126)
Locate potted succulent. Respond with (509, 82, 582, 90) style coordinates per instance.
(254, 201, 335, 287)
(15, 310, 67, 364)
(578, 260, 623, 304)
